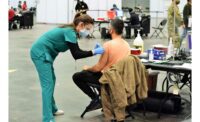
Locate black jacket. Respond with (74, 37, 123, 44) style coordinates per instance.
(183, 3, 192, 28)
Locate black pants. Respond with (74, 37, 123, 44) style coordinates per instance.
(73, 70, 102, 100)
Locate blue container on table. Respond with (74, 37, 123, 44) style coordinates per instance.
(148, 49, 166, 60)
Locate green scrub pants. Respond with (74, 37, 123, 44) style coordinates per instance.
(31, 54, 58, 122)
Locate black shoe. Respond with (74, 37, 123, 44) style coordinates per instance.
(87, 98, 102, 111)
(111, 120, 117, 122)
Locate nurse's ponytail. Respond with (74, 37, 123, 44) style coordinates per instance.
(60, 12, 94, 28)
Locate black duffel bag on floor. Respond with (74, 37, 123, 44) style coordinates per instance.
(136, 91, 182, 114)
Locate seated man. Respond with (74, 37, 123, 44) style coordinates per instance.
(9, 8, 15, 21)
(9, 8, 16, 30)
(72, 18, 131, 101)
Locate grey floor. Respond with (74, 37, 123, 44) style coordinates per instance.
(9, 22, 191, 122)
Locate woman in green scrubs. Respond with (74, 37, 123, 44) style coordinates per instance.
(30, 13, 104, 122)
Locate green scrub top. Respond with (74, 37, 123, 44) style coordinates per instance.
(31, 27, 77, 62)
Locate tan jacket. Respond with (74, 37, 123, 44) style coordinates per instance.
(99, 55, 148, 121)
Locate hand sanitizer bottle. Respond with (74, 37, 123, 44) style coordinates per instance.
(133, 29, 144, 53)
(167, 37, 174, 59)
(149, 49, 154, 61)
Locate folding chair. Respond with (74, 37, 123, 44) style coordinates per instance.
(80, 83, 102, 118)
(102, 84, 146, 121)
(150, 19, 167, 38)
(80, 82, 146, 120)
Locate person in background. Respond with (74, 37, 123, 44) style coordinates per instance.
(183, 0, 192, 30)
(75, 0, 89, 14)
(180, 0, 192, 46)
(9, 7, 15, 21)
(135, 5, 143, 13)
(110, 4, 119, 16)
(18, 1, 22, 8)
(22, 1, 27, 11)
(13, 8, 18, 15)
(9, 7, 16, 30)
(18, 1, 22, 13)
(30, 13, 104, 122)
(111, 4, 119, 11)
(167, 0, 184, 49)
(72, 19, 130, 113)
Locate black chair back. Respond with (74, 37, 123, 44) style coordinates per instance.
(160, 19, 167, 26)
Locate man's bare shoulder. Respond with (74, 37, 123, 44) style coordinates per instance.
(103, 40, 113, 47)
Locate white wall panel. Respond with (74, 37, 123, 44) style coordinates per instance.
(68, 0, 75, 23)
(26, 0, 37, 8)
(179, 0, 187, 15)
(36, 0, 46, 23)
(36, 0, 122, 24)
(98, 0, 108, 18)
(57, 0, 68, 24)
(107, 0, 121, 10)
(150, 0, 165, 18)
(45, 0, 57, 23)
(150, 0, 188, 18)
(84, 0, 100, 19)
(122, 0, 150, 11)
(9, 0, 18, 8)
(9, 0, 37, 8)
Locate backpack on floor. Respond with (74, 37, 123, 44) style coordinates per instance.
(136, 91, 182, 114)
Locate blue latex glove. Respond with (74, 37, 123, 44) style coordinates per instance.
(93, 46, 104, 55)
(94, 43, 101, 49)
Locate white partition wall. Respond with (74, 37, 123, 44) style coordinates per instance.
(85, 0, 100, 19)
(36, 0, 46, 23)
(46, 0, 57, 23)
(57, 0, 69, 24)
(9, 0, 37, 8)
(85, 0, 122, 20)
(150, 0, 165, 18)
(150, 0, 188, 18)
(36, 0, 72, 24)
(122, 0, 150, 11)
(36, 0, 122, 24)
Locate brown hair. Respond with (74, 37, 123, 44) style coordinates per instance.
(60, 12, 94, 28)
